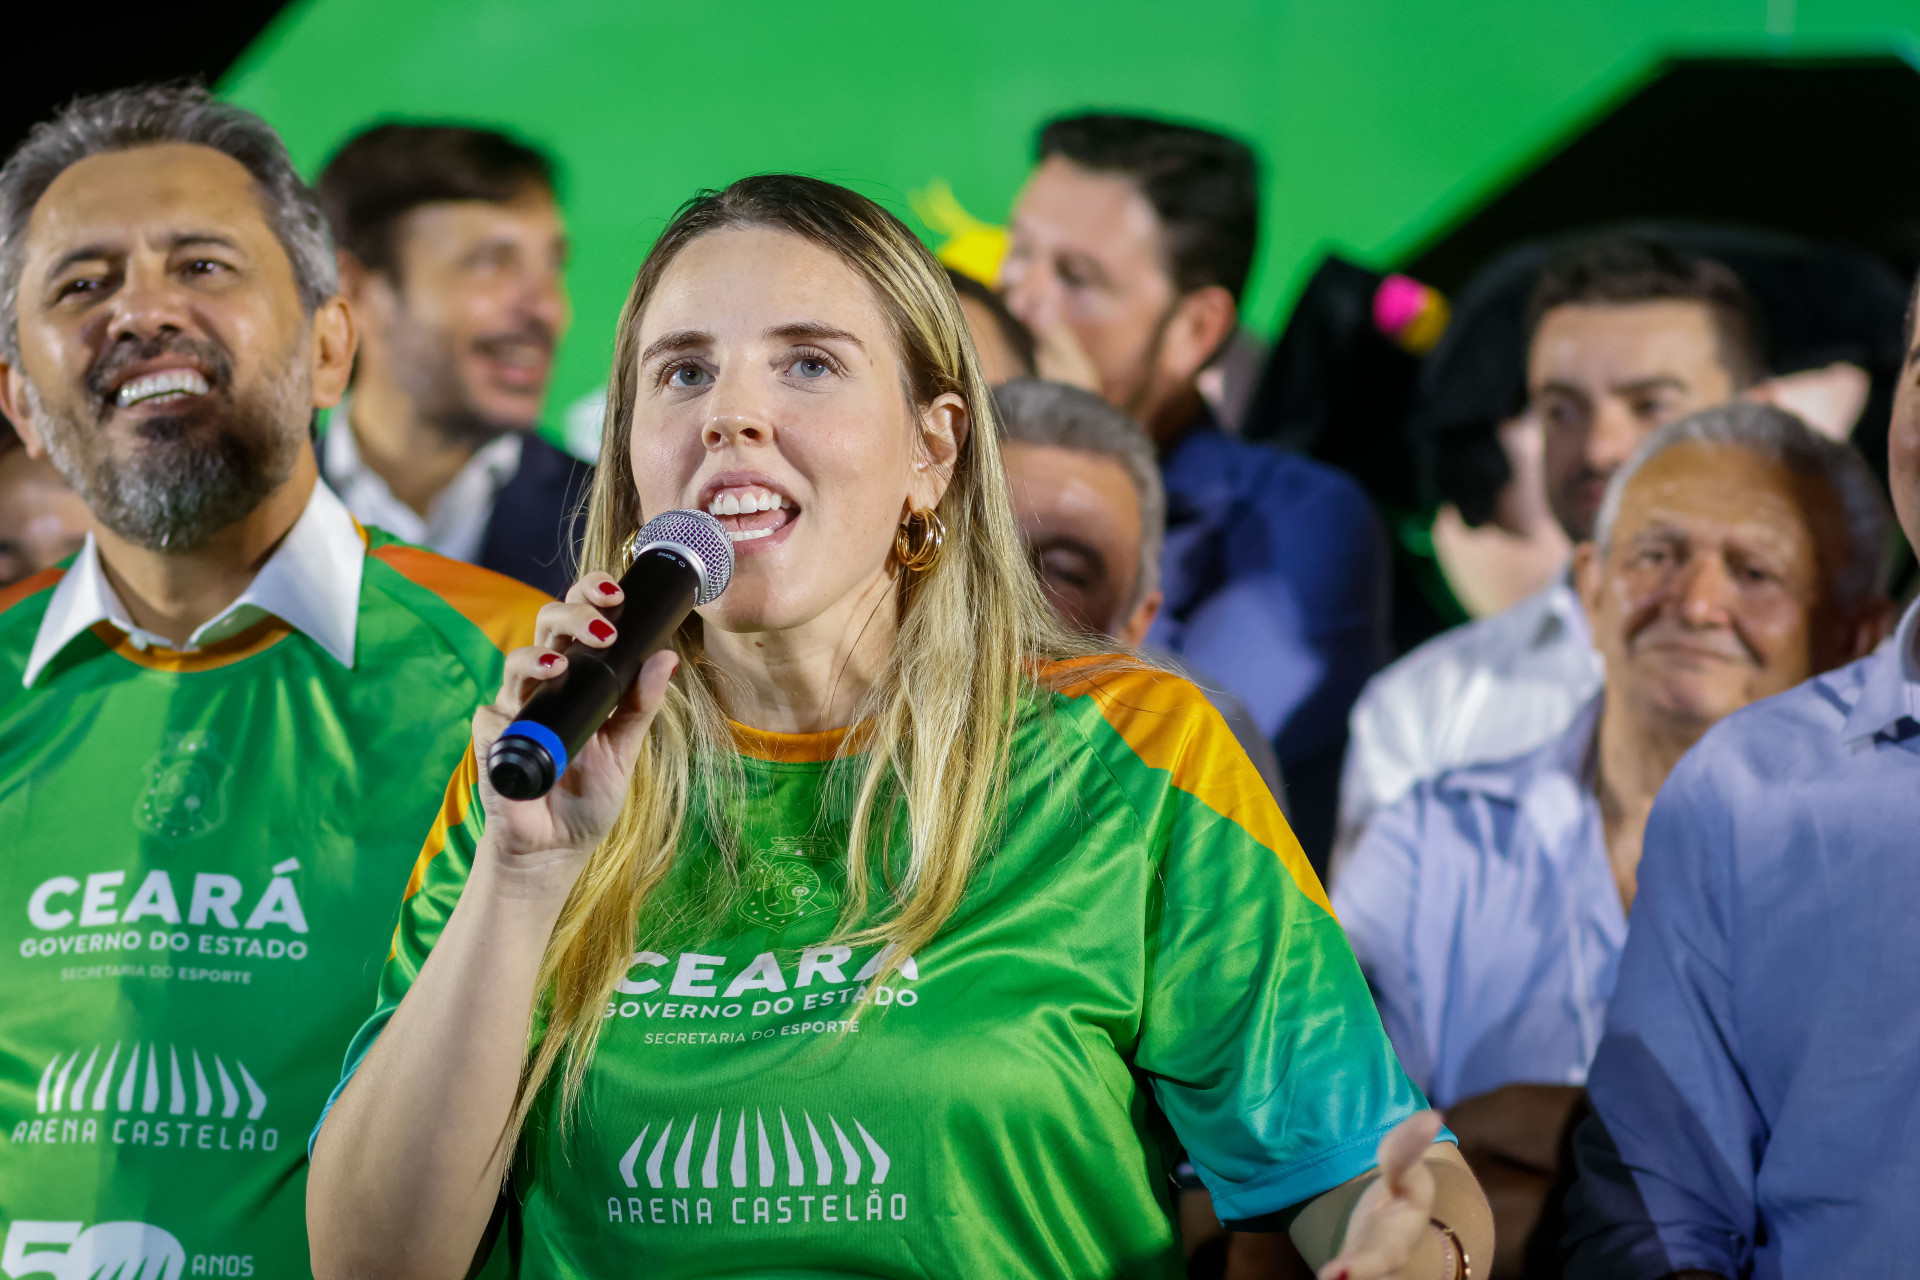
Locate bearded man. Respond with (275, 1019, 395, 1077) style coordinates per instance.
(0, 85, 543, 1275)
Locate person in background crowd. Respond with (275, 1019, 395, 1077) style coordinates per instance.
(1560, 282, 1920, 1279)
(316, 123, 585, 597)
(0, 85, 543, 1273)
(1001, 111, 1388, 865)
(1335, 237, 1769, 875)
(1337, 403, 1891, 1278)
(946, 267, 1034, 384)
(995, 376, 1284, 804)
(0, 421, 90, 586)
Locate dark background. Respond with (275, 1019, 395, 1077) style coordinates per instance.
(1, 0, 288, 164)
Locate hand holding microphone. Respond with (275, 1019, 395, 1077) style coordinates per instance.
(490, 509, 733, 799)
(469, 511, 733, 872)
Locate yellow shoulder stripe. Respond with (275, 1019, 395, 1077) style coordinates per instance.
(402, 745, 479, 900)
(390, 745, 479, 959)
(1042, 656, 1331, 915)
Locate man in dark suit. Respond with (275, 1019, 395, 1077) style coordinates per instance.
(316, 124, 587, 596)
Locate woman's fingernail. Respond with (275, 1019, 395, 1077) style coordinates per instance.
(597, 582, 619, 597)
(589, 620, 615, 641)
(538, 653, 559, 669)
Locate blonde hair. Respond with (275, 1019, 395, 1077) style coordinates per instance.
(510, 175, 1126, 1140)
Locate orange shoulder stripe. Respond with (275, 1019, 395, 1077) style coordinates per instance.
(370, 544, 547, 653)
(0, 567, 64, 617)
(1042, 656, 1331, 915)
(401, 744, 480, 906)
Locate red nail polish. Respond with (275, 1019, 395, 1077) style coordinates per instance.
(538, 653, 559, 669)
(589, 620, 615, 641)
(597, 582, 619, 597)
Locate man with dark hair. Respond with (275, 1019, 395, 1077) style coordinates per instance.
(1336, 236, 1771, 874)
(1526, 237, 1769, 541)
(1559, 272, 1920, 1278)
(0, 85, 542, 1273)
(1001, 112, 1388, 862)
(1003, 113, 1257, 433)
(316, 123, 584, 596)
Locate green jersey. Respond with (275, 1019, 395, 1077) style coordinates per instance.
(0, 522, 544, 1279)
(336, 660, 1431, 1278)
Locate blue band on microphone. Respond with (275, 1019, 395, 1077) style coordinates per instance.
(501, 720, 569, 780)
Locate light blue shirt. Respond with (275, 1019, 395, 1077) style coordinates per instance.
(1333, 696, 1626, 1108)
(1564, 598, 1920, 1280)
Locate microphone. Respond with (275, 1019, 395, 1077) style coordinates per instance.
(487, 509, 733, 800)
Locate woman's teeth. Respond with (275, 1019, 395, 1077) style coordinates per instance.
(727, 528, 774, 543)
(115, 369, 210, 408)
(707, 490, 791, 516)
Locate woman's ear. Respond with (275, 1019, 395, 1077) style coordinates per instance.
(912, 392, 969, 509)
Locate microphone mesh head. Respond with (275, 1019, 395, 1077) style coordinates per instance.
(636, 509, 734, 605)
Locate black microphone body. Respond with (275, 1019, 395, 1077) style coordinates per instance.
(488, 510, 732, 800)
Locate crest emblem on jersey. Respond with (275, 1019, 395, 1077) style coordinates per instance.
(132, 732, 229, 842)
(737, 838, 841, 928)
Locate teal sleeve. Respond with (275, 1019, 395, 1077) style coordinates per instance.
(1132, 755, 1443, 1222)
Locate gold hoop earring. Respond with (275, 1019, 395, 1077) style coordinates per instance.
(894, 507, 946, 574)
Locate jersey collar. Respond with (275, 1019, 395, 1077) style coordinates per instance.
(22, 479, 365, 687)
(729, 719, 873, 763)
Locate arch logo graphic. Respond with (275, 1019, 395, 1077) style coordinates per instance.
(12, 1044, 279, 1159)
(33, 1045, 265, 1122)
(618, 1108, 890, 1191)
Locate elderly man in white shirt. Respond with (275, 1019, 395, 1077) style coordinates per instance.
(1334, 236, 1772, 873)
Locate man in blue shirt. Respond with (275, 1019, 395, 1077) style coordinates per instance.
(1561, 287, 1920, 1277)
(999, 112, 1387, 861)
(1337, 402, 1892, 1274)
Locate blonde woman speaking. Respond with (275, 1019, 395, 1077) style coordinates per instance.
(307, 175, 1491, 1280)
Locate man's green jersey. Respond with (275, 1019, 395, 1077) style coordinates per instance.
(0, 526, 544, 1278)
(334, 660, 1433, 1278)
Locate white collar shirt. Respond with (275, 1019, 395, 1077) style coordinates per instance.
(22, 480, 364, 688)
(320, 403, 522, 565)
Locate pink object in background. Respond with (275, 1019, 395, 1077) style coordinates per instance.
(1372, 273, 1451, 354)
(1373, 274, 1428, 334)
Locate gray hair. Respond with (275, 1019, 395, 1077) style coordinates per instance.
(1594, 400, 1894, 609)
(0, 84, 337, 362)
(994, 376, 1164, 608)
